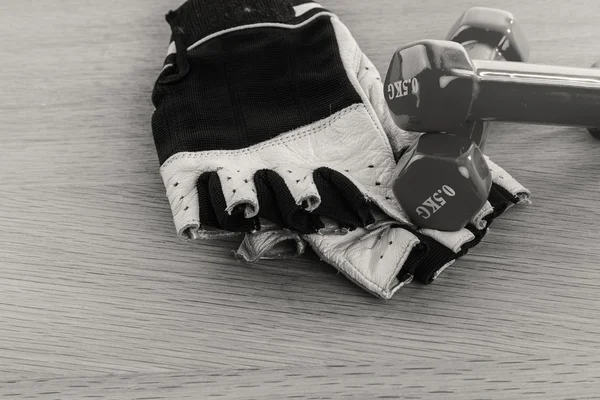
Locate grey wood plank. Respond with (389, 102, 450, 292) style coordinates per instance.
(1, 356, 600, 399)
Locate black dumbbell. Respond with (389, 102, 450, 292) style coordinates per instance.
(387, 40, 600, 231)
(385, 7, 530, 231)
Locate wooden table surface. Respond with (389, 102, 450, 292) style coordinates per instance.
(1, 0, 600, 398)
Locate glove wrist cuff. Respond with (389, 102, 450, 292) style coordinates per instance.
(166, 0, 322, 48)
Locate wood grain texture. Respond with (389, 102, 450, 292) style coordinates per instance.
(1, 0, 600, 398)
(1, 356, 600, 399)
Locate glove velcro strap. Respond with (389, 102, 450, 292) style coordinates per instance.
(484, 183, 522, 224)
(405, 182, 519, 284)
(405, 236, 458, 284)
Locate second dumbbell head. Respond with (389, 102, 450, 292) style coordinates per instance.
(588, 61, 600, 139)
(447, 7, 529, 62)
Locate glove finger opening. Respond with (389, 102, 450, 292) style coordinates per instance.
(254, 169, 322, 234)
(197, 171, 260, 232)
(197, 172, 220, 228)
(235, 228, 307, 263)
(312, 167, 374, 230)
(216, 167, 260, 218)
(277, 167, 321, 212)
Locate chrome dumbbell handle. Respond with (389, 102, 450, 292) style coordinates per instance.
(447, 41, 513, 149)
(467, 59, 600, 129)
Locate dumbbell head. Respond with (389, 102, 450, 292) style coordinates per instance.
(447, 7, 529, 62)
(384, 39, 477, 133)
(391, 133, 492, 231)
(446, 7, 529, 147)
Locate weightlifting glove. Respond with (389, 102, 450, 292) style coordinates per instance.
(151, 0, 531, 298)
(152, 0, 419, 240)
